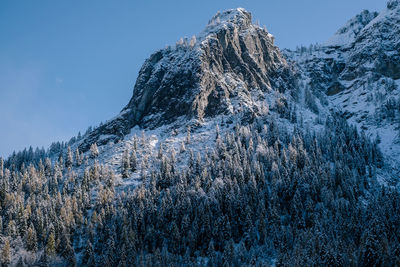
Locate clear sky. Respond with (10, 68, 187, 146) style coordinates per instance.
(0, 0, 388, 158)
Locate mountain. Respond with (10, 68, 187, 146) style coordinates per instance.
(80, 8, 296, 151)
(80, 2, 400, 179)
(285, 0, 400, 178)
(324, 10, 378, 48)
(1, 3, 400, 266)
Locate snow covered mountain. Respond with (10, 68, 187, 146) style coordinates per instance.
(2, 2, 400, 266)
(285, 0, 400, 179)
(80, 8, 297, 152)
(77, 2, 400, 181)
(324, 10, 378, 48)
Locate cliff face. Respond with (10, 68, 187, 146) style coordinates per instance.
(125, 8, 295, 125)
(80, 8, 297, 151)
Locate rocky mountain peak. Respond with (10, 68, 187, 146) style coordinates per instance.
(202, 8, 252, 34)
(124, 8, 293, 123)
(79, 8, 296, 151)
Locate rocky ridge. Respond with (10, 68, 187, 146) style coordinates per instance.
(285, 0, 400, 177)
(80, 8, 297, 151)
(79, 3, 400, 179)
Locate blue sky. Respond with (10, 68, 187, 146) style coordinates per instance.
(0, 0, 387, 158)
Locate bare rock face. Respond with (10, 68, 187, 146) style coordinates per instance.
(125, 8, 294, 125)
(80, 8, 296, 151)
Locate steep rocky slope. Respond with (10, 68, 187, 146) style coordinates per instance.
(80, 8, 297, 151)
(76, 2, 400, 182)
(285, 0, 400, 178)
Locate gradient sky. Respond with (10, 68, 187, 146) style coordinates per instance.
(0, 0, 388, 158)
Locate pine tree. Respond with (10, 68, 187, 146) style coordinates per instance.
(90, 143, 99, 158)
(190, 35, 196, 47)
(158, 142, 163, 159)
(141, 131, 146, 146)
(7, 220, 17, 238)
(180, 141, 186, 153)
(170, 147, 176, 164)
(60, 233, 76, 267)
(25, 225, 37, 251)
(46, 232, 56, 257)
(66, 146, 73, 168)
(82, 240, 95, 267)
(130, 151, 137, 172)
(58, 154, 64, 170)
(1, 240, 11, 266)
(122, 149, 130, 178)
(104, 236, 116, 266)
(75, 148, 82, 166)
(360, 220, 388, 267)
(133, 135, 138, 151)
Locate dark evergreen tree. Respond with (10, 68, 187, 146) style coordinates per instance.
(66, 146, 73, 168)
(121, 149, 130, 178)
(1, 240, 10, 266)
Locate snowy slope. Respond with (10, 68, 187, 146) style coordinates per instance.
(325, 10, 378, 48)
(285, 1, 400, 182)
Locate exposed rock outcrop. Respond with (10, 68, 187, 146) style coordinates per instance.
(80, 8, 297, 151)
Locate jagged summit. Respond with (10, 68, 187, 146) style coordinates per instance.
(211, 8, 250, 25)
(200, 8, 252, 37)
(80, 8, 296, 151)
(325, 10, 378, 47)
